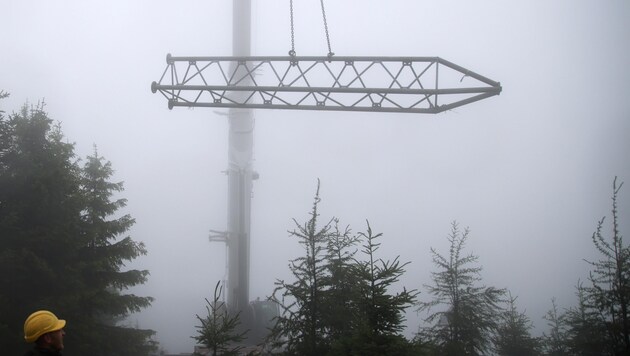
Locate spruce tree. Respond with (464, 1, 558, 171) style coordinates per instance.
(269, 182, 421, 355)
(564, 281, 610, 355)
(541, 298, 569, 356)
(493, 292, 540, 356)
(322, 220, 360, 354)
(583, 177, 629, 355)
(193, 281, 247, 356)
(0, 102, 155, 355)
(350, 221, 418, 355)
(71, 147, 155, 355)
(269, 180, 334, 355)
(419, 221, 505, 355)
(0, 103, 84, 354)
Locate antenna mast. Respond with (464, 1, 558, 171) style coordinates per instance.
(225, 0, 254, 314)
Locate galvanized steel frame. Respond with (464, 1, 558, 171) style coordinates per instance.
(151, 55, 501, 114)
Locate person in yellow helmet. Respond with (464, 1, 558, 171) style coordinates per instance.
(23, 310, 66, 356)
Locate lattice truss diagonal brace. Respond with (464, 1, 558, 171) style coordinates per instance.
(151, 55, 501, 114)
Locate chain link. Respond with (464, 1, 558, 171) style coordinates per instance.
(289, 0, 334, 58)
(289, 0, 296, 56)
(320, 0, 334, 58)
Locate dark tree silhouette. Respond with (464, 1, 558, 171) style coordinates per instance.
(493, 292, 540, 355)
(584, 177, 629, 355)
(269, 180, 334, 355)
(419, 221, 505, 356)
(0, 101, 154, 355)
(192, 281, 247, 356)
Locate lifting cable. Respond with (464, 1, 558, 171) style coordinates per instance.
(289, 0, 296, 56)
(288, 0, 334, 58)
(319, 0, 334, 58)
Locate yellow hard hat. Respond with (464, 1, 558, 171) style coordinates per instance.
(24, 310, 66, 343)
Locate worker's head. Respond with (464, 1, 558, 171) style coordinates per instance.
(24, 310, 66, 350)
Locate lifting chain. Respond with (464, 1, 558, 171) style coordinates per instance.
(319, 0, 334, 58)
(288, 0, 334, 59)
(289, 0, 296, 57)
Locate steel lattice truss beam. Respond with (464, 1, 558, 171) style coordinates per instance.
(151, 54, 501, 114)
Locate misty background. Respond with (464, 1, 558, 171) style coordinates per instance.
(2, 0, 629, 353)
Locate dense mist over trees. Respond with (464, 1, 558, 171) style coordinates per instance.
(267, 182, 419, 355)
(262, 179, 628, 355)
(193, 281, 248, 356)
(2, 93, 629, 355)
(2, 1, 628, 353)
(417, 222, 506, 354)
(0, 96, 155, 355)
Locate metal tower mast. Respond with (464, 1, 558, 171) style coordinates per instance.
(151, 0, 501, 330)
(224, 0, 254, 314)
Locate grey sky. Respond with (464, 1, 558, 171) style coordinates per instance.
(2, 0, 629, 353)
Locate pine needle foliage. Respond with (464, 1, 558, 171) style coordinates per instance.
(269, 180, 334, 355)
(350, 221, 419, 355)
(583, 177, 630, 355)
(269, 182, 419, 355)
(541, 298, 570, 356)
(0, 101, 155, 355)
(419, 221, 505, 356)
(322, 220, 360, 354)
(193, 281, 248, 356)
(493, 292, 540, 355)
(564, 281, 610, 355)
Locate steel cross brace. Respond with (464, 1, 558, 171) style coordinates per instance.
(151, 55, 501, 114)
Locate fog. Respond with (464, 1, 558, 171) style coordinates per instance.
(2, 0, 629, 353)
